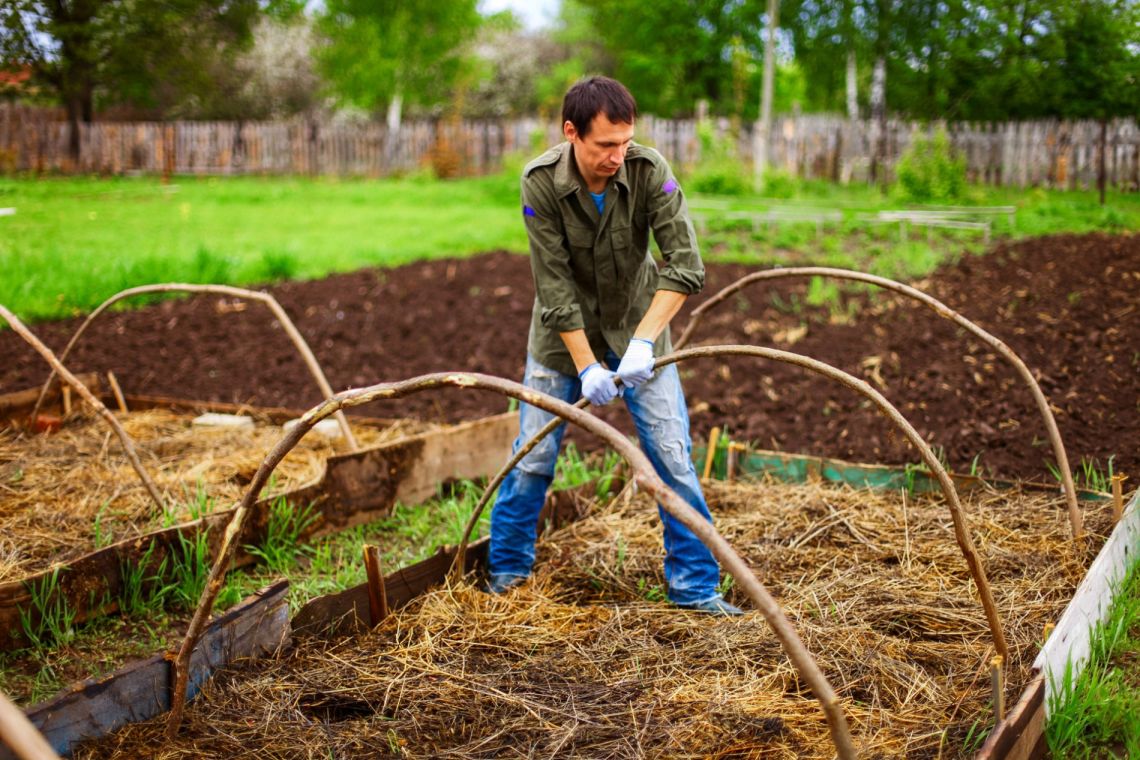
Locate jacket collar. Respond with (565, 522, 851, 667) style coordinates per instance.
(553, 141, 631, 198)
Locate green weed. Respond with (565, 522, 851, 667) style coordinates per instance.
(92, 502, 114, 549)
(18, 568, 76, 649)
(118, 541, 164, 617)
(245, 498, 318, 575)
(637, 577, 668, 602)
(161, 530, 211, 611)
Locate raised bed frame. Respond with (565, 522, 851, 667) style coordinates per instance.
(2, 381, 1132, 759)
(0, 377, 517, 650)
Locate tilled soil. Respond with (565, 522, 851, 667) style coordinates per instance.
(2, 232, 1137, 482)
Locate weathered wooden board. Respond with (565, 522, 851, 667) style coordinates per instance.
(292, 539, 488, 638)
(5, 104, 1140, 187)
(0, 411, 517, 649)
(975, 675, 1046, 760)
(975, 488, 1139, 759)
(0, 374, 101, 422)
(3, 581, 289, 760)
(292, 479, 618, 638)
(1033, 488, 1140, 714)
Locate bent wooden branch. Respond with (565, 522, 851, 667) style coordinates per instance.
(28, 284, 358, 450)
(0, 305, 166, 515)
(165, 372, 858, 759)
(675, 266, 1081, 539)
(452, 345, 1008, 661)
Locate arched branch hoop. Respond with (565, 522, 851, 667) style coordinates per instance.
(676, 266, 1080, 538)
(0, 304, 165, 514)
(453, 345, 1008, 661)
(29, 284, 358, 450)
(164, 372, 857, 759)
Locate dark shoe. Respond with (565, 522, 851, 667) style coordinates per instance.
(485, 573, 527, 595)
(677, 596, 744, 616)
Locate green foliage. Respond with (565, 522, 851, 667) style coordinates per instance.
(316, 0, 481, 116)
(118, 542, 166, 617)
(245, 498, 318, 575)
(553, 444, 622, 498)
(894, 128, 966, 203)
(688, 122, 749, 195)
(18, 569, 76, 650)
(0, 0, 263, 120)
(761, 170, 799, 200)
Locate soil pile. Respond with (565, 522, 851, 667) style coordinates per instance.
(2, 232, 1136, 482)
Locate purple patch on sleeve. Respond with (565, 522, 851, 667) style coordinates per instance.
(523, 205, 536, 217)
(662, 178, 678, 194)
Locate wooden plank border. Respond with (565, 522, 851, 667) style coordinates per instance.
(976, 488, 1139, 759)
(0, 411, 517, 650)
(2, 580, 289, 760)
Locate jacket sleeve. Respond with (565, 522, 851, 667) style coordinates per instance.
(646, 159, 705, 295)
(522, 177, 584, 333)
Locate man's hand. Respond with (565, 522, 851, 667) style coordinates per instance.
(616, 338, 656, 388)
(578, 363, 621, 406)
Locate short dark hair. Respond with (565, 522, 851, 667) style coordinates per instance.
(562, 76, 638, 138)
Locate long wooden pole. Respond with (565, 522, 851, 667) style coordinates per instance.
(29, 284, 358, 450)
(0, 689, 59, 760)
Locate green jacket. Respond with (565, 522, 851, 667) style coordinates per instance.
(521, 141, 705, 377)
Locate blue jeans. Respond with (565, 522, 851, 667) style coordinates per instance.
(488, 353, 723, 606)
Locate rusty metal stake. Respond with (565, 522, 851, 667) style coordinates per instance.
(363, 545, 388, 627)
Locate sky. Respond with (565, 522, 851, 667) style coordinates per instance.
(479, 0, 561, 30)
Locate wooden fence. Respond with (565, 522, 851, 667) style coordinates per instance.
(2, 104, 1138, 190)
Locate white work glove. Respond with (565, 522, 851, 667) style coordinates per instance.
(578, 363, 621, 406)
(616, 337, 656, 388)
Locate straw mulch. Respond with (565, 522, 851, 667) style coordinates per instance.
(79, 479, 1110, 759)
(0, 409, 431, 581)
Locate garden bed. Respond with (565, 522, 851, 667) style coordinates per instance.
(72, 477, 1114, 759)
(0, 402, 429, 582)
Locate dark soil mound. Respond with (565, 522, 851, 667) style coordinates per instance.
(3, 233, 1136, 482)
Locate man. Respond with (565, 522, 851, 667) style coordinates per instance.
(487, 76, 741, 616)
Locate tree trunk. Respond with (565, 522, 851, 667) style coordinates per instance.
(65, 96, 83, 165)
(385, 90, 404, 170)
(870, 56, 886, 185)
(846, 50, 858, 120)
(1098, 118, 1107, 206)
(753, 0, 779, 191)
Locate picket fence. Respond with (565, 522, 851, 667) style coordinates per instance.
(2, 104, 1138, 190)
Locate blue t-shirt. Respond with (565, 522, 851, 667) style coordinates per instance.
(589, 190, 605, 215)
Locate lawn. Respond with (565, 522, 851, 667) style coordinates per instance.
(0, 173, 526, 321)
(2, 171, 1139, 322)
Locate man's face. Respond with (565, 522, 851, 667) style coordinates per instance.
(565, 113, 635, 189)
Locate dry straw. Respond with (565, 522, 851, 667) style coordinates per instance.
(79, 479, 1108, 759)
(0, 409, 428, 582)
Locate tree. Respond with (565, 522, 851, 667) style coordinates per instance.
(0, 0, 264, 158)
(568, 0, 768, 118)
(1052, 0, 1140, 203)
(316, 0, 481, 130)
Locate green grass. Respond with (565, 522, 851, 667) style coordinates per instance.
(0, 173, 526, 320)
(4, 172, 1139, 323)
(691, 179, 1140, 279)
(1047, 557, 1140, 758)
